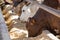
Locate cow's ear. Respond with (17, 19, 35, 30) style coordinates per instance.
(29, 18, 36, 23)
(30, 18, 36, 25)
(32, 18, 36, 24)
(28, 18, 35, 25)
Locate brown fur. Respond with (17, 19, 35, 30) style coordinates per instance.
(26, 8, 60, 37)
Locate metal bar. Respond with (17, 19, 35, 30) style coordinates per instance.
(0, 8, 11, 40)
(37, 3, 60, 18)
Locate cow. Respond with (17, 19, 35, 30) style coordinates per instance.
(26, 7, 60, 37)
(26, 0, 60, 37)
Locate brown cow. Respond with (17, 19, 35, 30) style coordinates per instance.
(26, 0, 60, 37)
(26, 8, 60, 37)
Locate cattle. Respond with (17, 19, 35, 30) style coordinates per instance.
(26, 7, 60, 37)
(26, 0, 60, 37)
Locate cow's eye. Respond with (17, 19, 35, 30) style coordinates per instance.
(23, 10, 25, 12)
